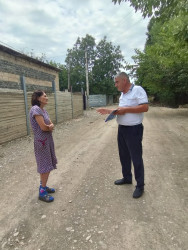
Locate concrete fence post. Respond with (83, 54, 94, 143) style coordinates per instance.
(20, 75, 30, 135)
(71, 86, 74, 119)
(52, 80, 58, 124)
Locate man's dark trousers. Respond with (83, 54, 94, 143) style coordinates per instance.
(118, 124, 145, 188)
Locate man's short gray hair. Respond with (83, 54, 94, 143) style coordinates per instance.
(115, 72, 130, 82)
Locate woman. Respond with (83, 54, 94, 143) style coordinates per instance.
(30, 90, 57, 202)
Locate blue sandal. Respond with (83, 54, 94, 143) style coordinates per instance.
(39, 186, 55, 193)
(46, 186, 55, 193)
(39, 193, 54, 202)
(39, 187, 54, 202)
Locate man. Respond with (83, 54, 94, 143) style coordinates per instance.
(97, 72, 148, 198)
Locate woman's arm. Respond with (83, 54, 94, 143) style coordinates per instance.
(49, 119, 55, 129)
(35, 115, 54, 131)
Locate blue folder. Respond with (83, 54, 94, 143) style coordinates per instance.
(105, 110, 117, 122)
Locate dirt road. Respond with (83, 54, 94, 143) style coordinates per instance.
(0, 106, 188, 250)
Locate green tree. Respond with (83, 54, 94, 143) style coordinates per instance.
(58, 64, 68, 91)
(113, 0, 188, 106)
(65, 34, 124, 94)
(48, 61, 68, 91)
(91, 36, 124, 95)
(65, 34, 96, 92)
(132, 14, 188, 106)
(112, 0, 186, 19)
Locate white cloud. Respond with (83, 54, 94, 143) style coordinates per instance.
(0, 0, 150, 65)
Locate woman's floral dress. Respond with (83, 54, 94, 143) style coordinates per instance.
(30, 105, 57, 173)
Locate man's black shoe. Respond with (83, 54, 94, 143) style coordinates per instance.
(133, 187, 144, 198)
(114, 178, 132, 185)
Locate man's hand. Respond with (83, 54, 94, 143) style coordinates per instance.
(114, 107, 126, 115)
(96, 108, 113, 115)
(115, 104, 149, 115)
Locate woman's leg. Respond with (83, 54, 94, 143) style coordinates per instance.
(40, 172, 55, 193)
(39, 172, 54, 202)
(40, 172, 50, 187)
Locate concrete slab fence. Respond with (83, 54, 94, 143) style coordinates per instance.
(0, 44, 84, 144)
(0, 86, 83, 144)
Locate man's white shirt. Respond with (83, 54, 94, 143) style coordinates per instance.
(116, 85, 148, 126)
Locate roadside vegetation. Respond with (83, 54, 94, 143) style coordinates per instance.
(26, 0, 187, 107)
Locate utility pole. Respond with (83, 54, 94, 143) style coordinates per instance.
(68, 56, 71, 92)
(85, 49, 89, 108)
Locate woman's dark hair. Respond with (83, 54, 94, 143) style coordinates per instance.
(31, 90, 44, 106)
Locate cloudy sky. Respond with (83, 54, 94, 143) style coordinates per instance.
(0, 0, 150, 66)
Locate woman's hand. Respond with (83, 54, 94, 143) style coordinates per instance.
(48, 123, 54, 131)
